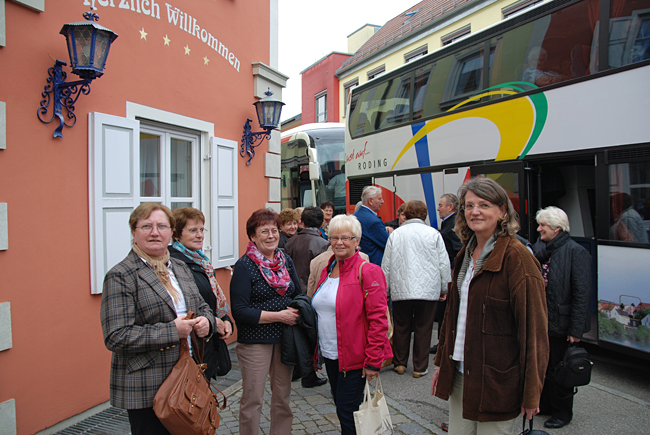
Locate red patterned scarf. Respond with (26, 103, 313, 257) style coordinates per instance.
(246, 241, 291, 296)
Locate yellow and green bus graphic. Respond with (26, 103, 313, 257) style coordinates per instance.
(392, 82, 548, 171)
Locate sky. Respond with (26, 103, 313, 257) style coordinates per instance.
(277, 0, 415, 121)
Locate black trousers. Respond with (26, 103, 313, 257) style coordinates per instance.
(324, 358, 366, 435)
(539, 335, 574, 422)
(127, 408, 171, 435)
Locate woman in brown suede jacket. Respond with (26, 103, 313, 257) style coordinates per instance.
(431, 178, 549, 434)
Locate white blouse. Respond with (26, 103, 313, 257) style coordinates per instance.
(312, 276, 340, 360)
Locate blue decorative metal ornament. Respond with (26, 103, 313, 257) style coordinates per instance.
(240, 89, 285, 165)
(37, 9, 118, 138)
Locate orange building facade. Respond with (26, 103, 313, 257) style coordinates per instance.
(0, 1, 287, 433)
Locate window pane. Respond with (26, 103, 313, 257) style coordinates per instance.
(609, 162, 650, 243)
(171, 202, 192, 209)
(376, 74, 411, 129)
(171, 138, 192, 198)
(490, 0, 596, 91)
(610, 0, 650, 68)
(413, 63, 434, 120)
(316, 95, 327, 122)
(140, 133, 160, 197)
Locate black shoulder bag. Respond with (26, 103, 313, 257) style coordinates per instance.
(553, 344, 593, 389)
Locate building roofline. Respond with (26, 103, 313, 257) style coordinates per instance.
(347, 23, 382, 38)
(335, 0, 496, 78)
(299, 52, 352, 75)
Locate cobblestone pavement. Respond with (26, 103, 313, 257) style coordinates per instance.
(52, 344, 446, 435)
(215, 378, 445, 435)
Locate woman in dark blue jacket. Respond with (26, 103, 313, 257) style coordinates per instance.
(534, 206, 591, 430)
(168, 207, 233, 380)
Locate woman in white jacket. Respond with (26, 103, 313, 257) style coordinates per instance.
(382, 200, 451, 378)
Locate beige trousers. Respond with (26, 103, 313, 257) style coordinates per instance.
(448, 371, 517, 435)
(235, 343, 294, 435)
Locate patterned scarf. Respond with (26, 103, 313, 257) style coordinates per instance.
(456, 234, 497, 292)
(246, 241, 291, 296)
(172, 241, 230, 317)
(132, 243, 182, 304)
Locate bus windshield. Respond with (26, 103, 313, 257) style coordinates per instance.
(281, 124, 346, 213)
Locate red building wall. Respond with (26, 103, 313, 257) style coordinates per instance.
(301, 52, 351, 123)
(0, 1, 272, 433)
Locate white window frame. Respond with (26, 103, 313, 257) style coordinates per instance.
(139, 123, 201, 209)
(315, 91, 327, 123)
(367, 65, 386, 80)
(404, 44, 428, 63)
(343, 78, 359, 118)
(441, 24, 471, 46)
(502, 0, 544, 19)
(88, 104, 239, 293)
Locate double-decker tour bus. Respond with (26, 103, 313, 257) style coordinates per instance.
(281, 123, 346, 213)
(345, 0, 650, 358)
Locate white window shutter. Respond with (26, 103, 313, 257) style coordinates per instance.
(211, 136, 239, 268)
(89, 112, 140, 294)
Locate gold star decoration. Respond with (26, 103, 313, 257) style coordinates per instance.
(184, 45, 191, 55)
(163, 35, 171, 46)
(203, 56, 210, 65)
(139, 28, 148, 40)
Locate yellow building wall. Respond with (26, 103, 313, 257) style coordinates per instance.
(348, 24, 380, 53)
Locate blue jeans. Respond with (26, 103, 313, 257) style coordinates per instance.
(324, 358, 366, 435)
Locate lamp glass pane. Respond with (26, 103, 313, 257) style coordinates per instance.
(65, 30, 76, 67)
(255, 102, 265, 127)
(75, 27, 94, 67)
(93, 31, 110, 68)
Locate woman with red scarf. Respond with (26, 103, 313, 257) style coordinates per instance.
(231, 208, 301, 435)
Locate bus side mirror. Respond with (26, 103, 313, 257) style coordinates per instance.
(306, 147, 319, 181)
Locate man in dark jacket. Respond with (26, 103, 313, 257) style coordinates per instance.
(354, 186, 389, 265)
(285, 207, 330, 293)
(284, 206, 329, 387)
(431, 194, 463, 356)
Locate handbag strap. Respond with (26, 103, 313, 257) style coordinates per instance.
(374, 375, 384, 395)
(185, 311, 207, 365)
(185, 311, 228, 410)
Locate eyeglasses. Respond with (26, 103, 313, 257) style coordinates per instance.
(136, 224, 171, 232)
(329, 236, 356, 243)
(258, 228, 279, 237)
(462, 203, 496, 212)
(184, 228, 208, 235)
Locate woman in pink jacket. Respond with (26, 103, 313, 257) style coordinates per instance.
(312, 214, 393, 435)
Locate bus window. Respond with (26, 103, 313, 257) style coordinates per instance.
(378, 73, 412, 129)
(609, 0, 650, 68)
(413, 63, 434, 120)
(441, 43, 495, 110)
(443, 43, 486, 105)
(609, 162, 650, 244)
(489, 0, 596, 92)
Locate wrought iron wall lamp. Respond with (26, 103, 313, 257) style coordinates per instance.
(240, 88, 285, 165)
(37, 8, 118, 138)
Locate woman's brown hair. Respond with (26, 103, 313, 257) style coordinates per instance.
(454, 177, 520, 243)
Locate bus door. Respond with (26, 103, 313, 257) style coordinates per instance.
(394, 171, 446, 228)
(470, 162, 530, 239)
(373, 175, 396, 224)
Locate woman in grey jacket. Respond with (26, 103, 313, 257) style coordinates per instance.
(382, 200, 451, 378)
(533, 206, 591, 430)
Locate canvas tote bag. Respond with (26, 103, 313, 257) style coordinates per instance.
(353, 376, 394, 435)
